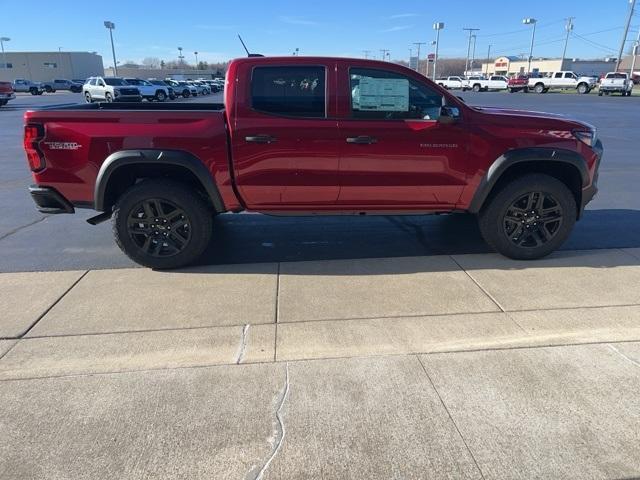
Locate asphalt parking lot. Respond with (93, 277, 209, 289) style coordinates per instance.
(1, 90, 639, 272)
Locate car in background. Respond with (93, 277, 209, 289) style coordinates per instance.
(508, 74, 529, 93)
(528, 71, 597, 94)
(465, 75, 509, 92)
(123, 78, 170, 102)
(166, 80, 197, 98)
(0, 81, 15, 107)
(51, 79, 83, 93)
(12, 79, 44, 95)
(203, 80, 222, 93)
(598, 72, 634, 96)
(436, 76, 466, 90)
(188, 80, 209, 95)
(83, 76, 142, 103)
(148, 79, 176, 100)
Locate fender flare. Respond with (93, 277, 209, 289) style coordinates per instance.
(94, 149, 225, 212)
(468, 147, 590, 214)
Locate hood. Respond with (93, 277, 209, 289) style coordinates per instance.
(471, 106, 594, 130)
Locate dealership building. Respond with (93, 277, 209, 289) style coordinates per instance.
(480, 56, 618, 77)
(0, 51, 104, 82)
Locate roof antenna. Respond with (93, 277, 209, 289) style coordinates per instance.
(238, 35, 264, 57)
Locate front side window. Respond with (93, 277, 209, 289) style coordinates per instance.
(554, 72, 563, 78)
(251, 66, 326, 118)
(564, 72, 576, 79)
(104, 78, 125, 86)
(350, 68, 443, 120)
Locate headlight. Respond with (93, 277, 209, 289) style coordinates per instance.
(573, 128, 597, 147)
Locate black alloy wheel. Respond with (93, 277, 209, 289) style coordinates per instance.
(127, 199, 192, 258)
(502, 191, 563, 249)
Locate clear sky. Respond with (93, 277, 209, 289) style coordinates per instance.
(1, 0, 638, 66)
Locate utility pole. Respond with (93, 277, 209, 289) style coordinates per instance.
(413, 42, 426, 73)
(523, 18, 538, 74)
(615, 0, 636, 71)
(362, 50, 371, 59)
(561, 17, 575, 62)
(463, 28, 479, 76)
(485, 44, 492, 76)
(380, 49, 390, 61)
(103, 21, 117, 76)
(470, 34, 477, 74)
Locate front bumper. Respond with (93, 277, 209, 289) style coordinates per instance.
(29, 186, 75, 214)
(0, 92, 16, 100)
(114, 95, 142, 102)
(580, 139, 603, 216)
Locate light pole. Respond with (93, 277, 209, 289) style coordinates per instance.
(523, 18, 537, 74)
(380, 49, 390, 61)
(470, 34, 477, 74)
(178, 47, 184, 65)
(485, 44, 492, 76)
(103, 21, 118, 76)
(630, 28, 640, 77)
(0, 37, 10, 70)
(194, 51, 199, 66)
(615, 0, 636, 71)
(433, 23, 444, 80)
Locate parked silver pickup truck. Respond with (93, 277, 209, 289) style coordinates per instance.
(12, 79, 44, 95)
(598, 72, 634, 96)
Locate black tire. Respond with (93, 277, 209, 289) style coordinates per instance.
(30, 87, 38, 95)
(112, 179, 213, 269)
(105, 92, 113, 103)
(84, 92, 92, 103)
(182, 89, 190, 98)
(524, 87, 529, 93)
(577, 83, 589, 94)
(155, 90, 167, 102)
(534, 83, 545, 94)
(478, 174, 576, 260)
(473, 84, 481, 92)
(0, 100, 7, 107)
(509, 88, 516, 93)
(44, 85, 53, 93)
(598, 91, 603, 96)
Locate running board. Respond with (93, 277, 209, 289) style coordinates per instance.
(86, 212, 112, 225)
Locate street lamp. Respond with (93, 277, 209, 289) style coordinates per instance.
(194, 51, 199, 66)
(433, 22, 444, 81)
(103, 21, 118, 76)
(523, 18, 537, 74)
(1, 37, 10, 70)
(178, 46, 184, 64)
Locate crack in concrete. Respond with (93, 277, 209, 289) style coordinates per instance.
(0, 216, 50, 242)
(249, 362, 290, 480)
(235, 324, 250, 364)
(608, 344, 640, 369)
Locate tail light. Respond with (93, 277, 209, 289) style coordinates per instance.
(24, 124, 45, 172)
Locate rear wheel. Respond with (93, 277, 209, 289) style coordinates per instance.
(30, 87, 39, 95)
(44, 85, 53, 93)
(112, 180, 213, 269)
(478, 174, 576, 260)
(534, 83, 545, 94)
(577, 83, 589, 94)
(84, 92, 92, 103)
(182, 89, 190, 98)
(105, 92, 113, 103)
(155, 90, 167, 102)
(473, 84, 481, 92)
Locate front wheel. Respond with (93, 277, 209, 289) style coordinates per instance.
(113, 180, 213, 269)
(577, 83, 589, 94)
(472, 84, 481, 92)
(105, 92, 113, 103)
(478, 174, 576, 260)
(155, 90, 167, 102)
(84, 92, 92, 103)
(534, 83, 545, 94)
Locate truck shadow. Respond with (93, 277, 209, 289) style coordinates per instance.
(193, 208, 640, 271)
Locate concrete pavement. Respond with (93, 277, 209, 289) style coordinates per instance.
(2, 248, 640, 479)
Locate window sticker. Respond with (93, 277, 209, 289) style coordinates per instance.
(354, 77, 409, 111)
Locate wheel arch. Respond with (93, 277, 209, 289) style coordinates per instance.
(94, 150, 225, 214)
(468, 148, 590, 218)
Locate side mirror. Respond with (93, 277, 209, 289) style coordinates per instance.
(439, 106, 461, 125)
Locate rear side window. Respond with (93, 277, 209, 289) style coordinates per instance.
(251, 66, 326, 118)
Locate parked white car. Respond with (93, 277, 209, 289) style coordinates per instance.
(436, 76, 466, 90)
(83, 77, 142, 103)
(598, 72, 634, 96)
(188, 81, 209, 95)
(465, 75, 509, 92)
(123, 78, 170, 101)
(528, 71, 597, 94)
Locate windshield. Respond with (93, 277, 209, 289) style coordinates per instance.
(104, 78, 126, 86)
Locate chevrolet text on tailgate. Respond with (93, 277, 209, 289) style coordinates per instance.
(24, 56, 603, 269)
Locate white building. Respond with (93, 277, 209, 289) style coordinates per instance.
(481, 56, 618, 77)
(0, 51, 104, 82)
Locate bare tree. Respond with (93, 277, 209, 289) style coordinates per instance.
(142, 57, 161, 69)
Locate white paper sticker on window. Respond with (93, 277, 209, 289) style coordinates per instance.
(354, 77, 409, 111)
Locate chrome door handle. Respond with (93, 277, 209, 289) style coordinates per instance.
(346, 136, 377, 144)
(245, 135, 277, 144)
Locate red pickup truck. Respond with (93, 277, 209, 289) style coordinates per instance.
(24, 56, 602, 268)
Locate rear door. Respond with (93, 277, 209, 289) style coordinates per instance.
(336, 65, 467, 209)
(231, 62, 341, 208)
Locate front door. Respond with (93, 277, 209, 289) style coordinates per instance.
(231, 64, 340, 209)
(337, 66, 467, 209)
